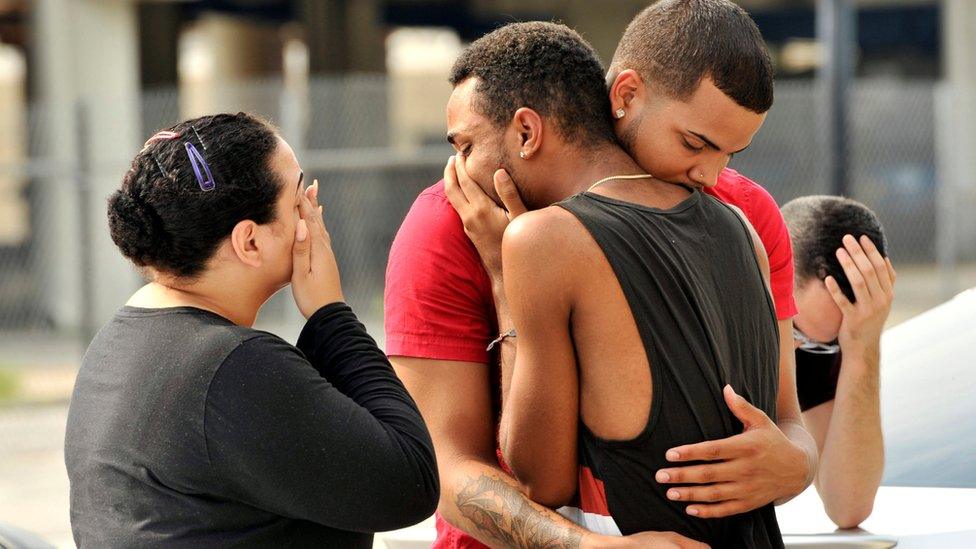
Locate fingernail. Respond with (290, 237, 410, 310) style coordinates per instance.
(667, 489, 681, 501)
(296, 219, 308, 242)
(667, 450, 680, 461)
(656, 470, 670, 482)
(687, 507, 699, 516)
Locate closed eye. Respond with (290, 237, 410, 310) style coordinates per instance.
(682, 138, 704, 152)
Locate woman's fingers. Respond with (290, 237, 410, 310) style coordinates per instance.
(443, 156, 470, 213)
(454, 155, 492, 209)
(292, 197, 313, 277)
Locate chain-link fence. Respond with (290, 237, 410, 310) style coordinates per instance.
(0, 75, 971, 349)
(734, 79, 948, 264)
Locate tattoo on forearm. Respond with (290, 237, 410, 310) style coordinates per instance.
(455, 473, 582, 548)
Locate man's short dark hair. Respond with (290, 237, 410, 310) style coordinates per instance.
(610, 0, 774, 113)
(449, 21, 616, 147)
(782, 196, 888, 303)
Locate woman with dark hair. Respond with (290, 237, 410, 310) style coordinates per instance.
(64, 112, 439, 547)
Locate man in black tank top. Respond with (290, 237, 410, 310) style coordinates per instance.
(441, 21, 788, 547)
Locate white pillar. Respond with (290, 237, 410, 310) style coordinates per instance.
(178, 14, 284, 118)
(33, 0, 83, 332)
(0, 45, 28, 246)
(34, 0, 142, 335)
(937, 0, 976, 296)
(76, 0, 144, 329)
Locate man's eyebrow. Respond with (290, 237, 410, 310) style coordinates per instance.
(689, 131, 750, 154)
(689, 131, 722, 152)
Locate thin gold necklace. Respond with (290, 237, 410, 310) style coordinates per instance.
(587, 173, 655, 192)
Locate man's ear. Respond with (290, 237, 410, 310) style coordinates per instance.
(512, 107, 543, 160)
(229, 220, 262, 268)
(609, 69, 644, 115)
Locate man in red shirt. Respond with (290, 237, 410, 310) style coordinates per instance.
(386, 2, 817, 546)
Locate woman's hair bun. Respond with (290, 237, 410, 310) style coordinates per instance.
(107, 189, 164, 268)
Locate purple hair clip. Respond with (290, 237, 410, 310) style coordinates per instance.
(185, 142, 215, 192)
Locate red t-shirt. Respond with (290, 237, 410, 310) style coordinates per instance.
(383, 169, 796, 548)
(704, 168, 797, 320)
(384, 183, 497, 365)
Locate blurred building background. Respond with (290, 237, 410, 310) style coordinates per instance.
(0, 1, 974, 545)
(0, 0, 973, 343)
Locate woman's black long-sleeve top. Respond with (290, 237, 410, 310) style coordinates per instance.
(65, 302, 439, 548)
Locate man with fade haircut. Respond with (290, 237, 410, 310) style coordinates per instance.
(598, 0, 819, 515)
(441, 20, 784, 546)
(782, 196, 894, 528)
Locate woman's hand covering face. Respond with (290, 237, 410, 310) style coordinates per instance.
(291, 179, 344, 318)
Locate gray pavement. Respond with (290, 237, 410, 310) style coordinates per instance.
(0, 404, 72, 548)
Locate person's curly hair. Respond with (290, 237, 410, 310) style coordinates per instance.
(448, 21, 616, 147)
(782, 195, 888, 303)
(108, 112, 282, 279)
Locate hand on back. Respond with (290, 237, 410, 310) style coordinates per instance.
(291, 179, 344, 318)
(443, 155, 527, 278)
(653, 385, 810, 517)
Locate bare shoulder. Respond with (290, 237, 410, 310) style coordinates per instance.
(502, 206, 593, 293)
(503, 206, 586, 256)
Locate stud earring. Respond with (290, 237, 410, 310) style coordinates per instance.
(519, 151, 527, 159)
(615, 108, 626, 119)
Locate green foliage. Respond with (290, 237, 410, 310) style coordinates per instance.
(0, 369, 20, 402)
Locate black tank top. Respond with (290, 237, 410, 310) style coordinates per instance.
(556, 190, 783, 548)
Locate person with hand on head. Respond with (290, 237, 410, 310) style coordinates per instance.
(65, 112, 438, 548)
(782, 196, 895, 528)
